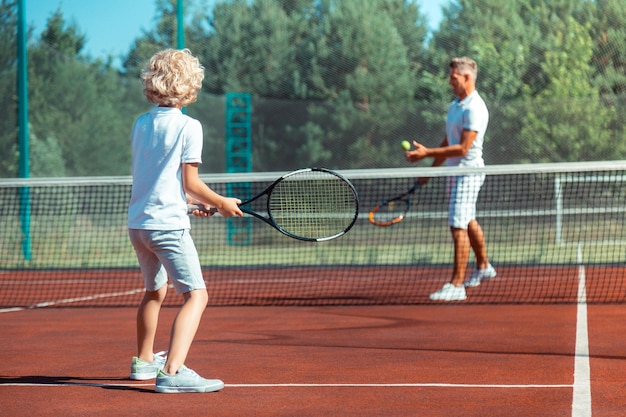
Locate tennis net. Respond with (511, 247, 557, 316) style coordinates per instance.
(2, 161, 626, 307)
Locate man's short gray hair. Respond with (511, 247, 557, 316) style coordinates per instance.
(450, 57, 478, 81)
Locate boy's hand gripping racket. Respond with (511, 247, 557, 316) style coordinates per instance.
(368, 182, 421, 227)
(189, 168, 359, 242)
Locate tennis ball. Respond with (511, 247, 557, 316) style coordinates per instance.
(401, 140, 411, 151)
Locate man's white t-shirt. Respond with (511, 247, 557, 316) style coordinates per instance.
(128, 107, 203, 230)
(445, 90, 489, 168)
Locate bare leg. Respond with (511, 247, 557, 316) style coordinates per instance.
(136, 284, 168, 362)
(468, 219, 489, 269)
(161, 289, 209, 375)
(450, 227, 470, 287)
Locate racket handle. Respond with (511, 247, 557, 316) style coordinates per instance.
(187, 204, 218, 214)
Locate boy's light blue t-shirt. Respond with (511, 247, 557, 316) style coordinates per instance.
(128, 107, 203, 230)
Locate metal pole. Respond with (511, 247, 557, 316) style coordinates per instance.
(177, 0, 184, 49)
(17, 0, 32, 260)
(177, 0, 186, 114)
(555, 176, 562, 245)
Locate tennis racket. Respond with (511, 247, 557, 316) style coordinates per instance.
(368, 182, 421, 227)
(188, 168, 359, 242)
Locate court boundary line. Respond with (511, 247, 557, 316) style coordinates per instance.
(0, 382, 574, 389)
(571, 245, 591, 417)
(0, 287, 147, 313)
(226, 383, 573, 388)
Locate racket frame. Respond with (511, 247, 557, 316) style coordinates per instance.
(189, 167, 359, 242)
(368, 182, 420, 227)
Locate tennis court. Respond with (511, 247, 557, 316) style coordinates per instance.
(1, 162, 626, 415)
(1, 289, 625, 416)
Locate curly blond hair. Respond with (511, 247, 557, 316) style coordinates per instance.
(141, 48, 205, 107)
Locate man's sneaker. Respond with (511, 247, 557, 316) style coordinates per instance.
(155, 365, 224, 393)
(465, 264, 497, 288)
(429, 283, 467, 301)
(129, 350, 167, 380)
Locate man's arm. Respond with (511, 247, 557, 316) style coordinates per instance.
(406, 130, 478, 164)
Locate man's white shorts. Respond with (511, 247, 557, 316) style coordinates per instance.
(447, 174, 485, 229)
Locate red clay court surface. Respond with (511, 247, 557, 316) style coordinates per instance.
(1, 266, 626, 416)
(4, 265, 626, 307)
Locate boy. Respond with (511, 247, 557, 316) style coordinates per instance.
(127, 48, 242, 393)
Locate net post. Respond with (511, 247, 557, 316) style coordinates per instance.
(555, 175, 563, 245)
(225, 92, 253, 245)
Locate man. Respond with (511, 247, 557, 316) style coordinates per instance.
(405, 56, 496, 301)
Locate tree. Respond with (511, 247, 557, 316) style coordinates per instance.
(587, 0, 626, 155)
(292, 0, 419, 168)
(424, 0, 536, 163)
(519, 15, 618, 162)
(9, 0, 624, 178)
(27, 10, 143, 176)
(590, 0, 626, 96)
(189, 0, 428, 170)
(424, 0, 626, 163)
(123, 0, 179, 77)
(199, 0, 297, 96)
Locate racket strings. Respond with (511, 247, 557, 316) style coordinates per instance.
(269, 171, 357, 239)
(369, 195, 411, 226)
(373, 199, 408, 221)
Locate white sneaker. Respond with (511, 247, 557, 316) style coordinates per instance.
(429, 283, 466, 301)
(129, 350, 168, 380)
(465, 264, 497, 288)
(155, 365, 224, 393)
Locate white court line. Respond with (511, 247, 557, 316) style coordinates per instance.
(226, 383, 572, 388)
(571, 244, 592, 417)
(0, 382, 573, 389)
(0, 288, 147, 313)
(0, 307, 25, 314)
(0, 382, 154, 388)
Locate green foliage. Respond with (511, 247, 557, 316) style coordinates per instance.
(191, 0, 428, 170)
(519, 16, 616, 162)
(29, 128, 66, 177)
(3, 0, 626, 178)
(123, 0, 179, 77)
(200, 0, 297, 96)
(39, 8, 86, 56)
(590, 0, 626, 96)
(24, 10, 145, 177)
(429, 0, 626, 164)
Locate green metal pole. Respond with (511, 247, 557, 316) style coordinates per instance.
(177, 0, 186, 114)
(17, 0, 31, 261)
(176, 0, 184, 49)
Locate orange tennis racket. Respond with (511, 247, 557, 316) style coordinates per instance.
(368, 182, 420, 227)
